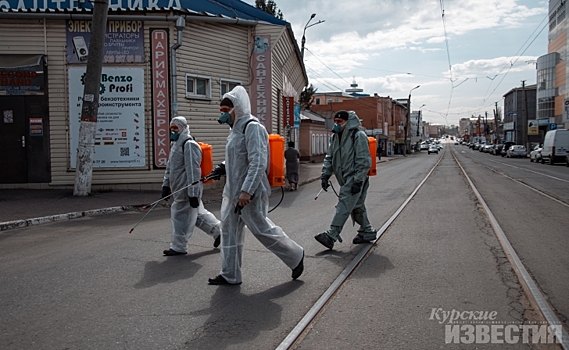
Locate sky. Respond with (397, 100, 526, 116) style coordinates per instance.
(242, 0, 550, 126)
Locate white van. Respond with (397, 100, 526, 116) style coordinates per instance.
(541, 129, 569, 165)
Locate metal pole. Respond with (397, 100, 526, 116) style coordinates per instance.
(406, 85, 420, 154)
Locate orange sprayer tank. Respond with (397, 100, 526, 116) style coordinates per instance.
(367, 137, 377, 176)
(198, 142, 214, 184)
(268, 134, 285, 187)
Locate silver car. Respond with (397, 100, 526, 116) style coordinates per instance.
(506, 145, 527, 158)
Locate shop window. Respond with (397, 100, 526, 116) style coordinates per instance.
(186, 74, 211, 99)
(220, 79, 241, 96)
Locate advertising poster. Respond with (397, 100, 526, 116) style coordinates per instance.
(66, 20, 144, 64)
(68, 67, 146, 168)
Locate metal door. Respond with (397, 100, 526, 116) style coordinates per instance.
(0, 96, 27, 183)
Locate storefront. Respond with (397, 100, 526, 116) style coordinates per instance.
(0, 1, 307, 189)
(0, 54, 50, 183)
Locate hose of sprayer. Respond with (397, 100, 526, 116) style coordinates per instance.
(268, 186, 285, 213)
(330, 181, 340, 198)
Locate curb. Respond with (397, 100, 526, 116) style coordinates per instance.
(0, 206, 127, 232)
(0, 157, 401, 232)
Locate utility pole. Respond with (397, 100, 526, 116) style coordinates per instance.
(521, 80, 527, 150)
(494, 101, 499, 143)
(73, 0, 109, 196)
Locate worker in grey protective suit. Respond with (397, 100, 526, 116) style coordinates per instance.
(162, 116, 221, 256)
(207, 86, 304, 285)
(314, 110, 377, 250)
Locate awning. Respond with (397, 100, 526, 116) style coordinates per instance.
(0, 54, 46, 69)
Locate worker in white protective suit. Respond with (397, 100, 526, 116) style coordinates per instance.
(206, 86, 304, 285)
(162, 116, 221, 256)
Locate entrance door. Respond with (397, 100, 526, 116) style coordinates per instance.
(0, 96, 27, 183)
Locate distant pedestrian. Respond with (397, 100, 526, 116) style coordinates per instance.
(285, 141, 300, 191)
(377, 141, 382, 160)
(161, 116, 221, 256)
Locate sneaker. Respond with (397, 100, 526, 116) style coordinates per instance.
(208, 275, 241, 285)
(163, 249, 187, 256)
(314, 232, 334, 250)
(292, 251, 304, 280)
(213, 235, 221, 248)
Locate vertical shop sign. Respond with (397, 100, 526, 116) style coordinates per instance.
(251, 35, 272, 133)
(282, 96, 294, 127)
(151, 29, 170, 168)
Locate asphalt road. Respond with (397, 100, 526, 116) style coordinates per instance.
(0, 143, 565, 349)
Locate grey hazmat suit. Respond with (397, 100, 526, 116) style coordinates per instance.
(163, 116, 221, 253)
(217, 86, 304, 284)
(320, 111, 376, 244)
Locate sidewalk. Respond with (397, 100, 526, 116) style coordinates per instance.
(0, 156, 401, 231)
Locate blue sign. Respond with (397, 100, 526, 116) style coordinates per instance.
(1, 0, 182, 11)
(549, 123, 557, 130)
(293, 104, 300, 128)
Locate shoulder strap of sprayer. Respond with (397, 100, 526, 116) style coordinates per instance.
(242, 119, 270, 175)
(242, 119, 257, 134)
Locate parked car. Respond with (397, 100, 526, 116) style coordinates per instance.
(506, 145, 527, 158)
(501, 142, 515, 157)
(493, 144, 504, 156)
(541, 129, 569, 165)
(428, 144, 438, 154)
(529, 145, 542, 162)
(420, 142, 429, 150)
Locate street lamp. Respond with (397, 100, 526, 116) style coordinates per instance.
(301, 13, 325, 61)
(405, 85, 420, 154)
(417, 104, 425, 137)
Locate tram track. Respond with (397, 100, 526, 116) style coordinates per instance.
(457, 148, 569, 208)
(277, 145, 568, 349)
(450, 146, 568, 350)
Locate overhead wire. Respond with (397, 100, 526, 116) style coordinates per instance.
(301, 2, 552, 124)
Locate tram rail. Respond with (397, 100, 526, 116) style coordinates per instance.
(277, 145, 568, 350)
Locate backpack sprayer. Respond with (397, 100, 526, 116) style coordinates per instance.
(314, 136, 377, 200)
(129, 134, 288, 233)
(128, 142, 215, 234)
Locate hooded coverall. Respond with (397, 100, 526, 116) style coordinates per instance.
(321, 111, 376, 243)
(217, 86, 304, 284)
(163, 116, 221, 253)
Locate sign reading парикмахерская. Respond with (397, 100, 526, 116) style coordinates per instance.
(0, 0, 185, 10)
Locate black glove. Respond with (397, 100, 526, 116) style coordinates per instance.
(207, 162, 226, 180)
(189, 197, 199, 208)
(161, 186, 171, 201)
(321, 175, 330, 192)
(351, 181, 362, 195)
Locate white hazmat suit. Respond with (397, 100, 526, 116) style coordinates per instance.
(214, 86, 304, 284)
(163, 116, 221, 254)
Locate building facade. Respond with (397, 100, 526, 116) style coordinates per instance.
(503, 84, 537, 147)
(535, 0, 569, 131)
(0, 0, 307, 189)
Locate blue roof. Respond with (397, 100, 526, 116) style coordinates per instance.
(0, 0, 288, 26)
